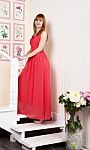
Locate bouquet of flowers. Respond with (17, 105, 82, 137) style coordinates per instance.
(59, 90, 90, 134)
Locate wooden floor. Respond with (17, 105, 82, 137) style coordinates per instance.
(0, 128, 66, 150)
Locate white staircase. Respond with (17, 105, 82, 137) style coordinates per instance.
(10, 114, 67, 150)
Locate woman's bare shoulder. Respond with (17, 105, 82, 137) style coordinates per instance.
(41, 30, 47, 38)
(42, 30, 47, 34)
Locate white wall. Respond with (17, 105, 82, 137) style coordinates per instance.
(62, 0, 90, 91)
(62, 0, 90, 148)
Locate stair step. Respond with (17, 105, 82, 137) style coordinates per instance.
(11, 121, 63, 133)
(21, 132, 67, 148)
(17, 114, 27, 121)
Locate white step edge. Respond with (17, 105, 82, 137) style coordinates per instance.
(11, 121, 64, 133)
(21, 132, 67, 148)
(17, 114, 27, 121)
(0, 106, 16, 112)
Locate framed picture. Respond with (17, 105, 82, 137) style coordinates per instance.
(13, 43, 25, 57)
(0, 23, 10, 41)
(0, 0, 10, 19)
(0, 43, 10, 60)
(13, 2, 25, 20)
(14, 24, 24, 41)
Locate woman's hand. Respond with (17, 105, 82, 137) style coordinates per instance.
(17, 56, 25, 61)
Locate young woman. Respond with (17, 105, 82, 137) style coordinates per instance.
(17, 14, 51, 123)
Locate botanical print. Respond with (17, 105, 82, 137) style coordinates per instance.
(14, 2, 24, 20)
(0, 0, 10, 19)
(0, 23, 10, 40)
(13, 43, 24, 57)
(0, 43, 10, 60)
(14, 24, 24, 41)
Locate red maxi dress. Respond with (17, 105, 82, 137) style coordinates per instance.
(18, 33, 51, 121)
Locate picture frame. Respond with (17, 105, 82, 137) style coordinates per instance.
(0, 23, 10, 41)
(0, 0, 10, 19)
(14, 23, 24, 41)
(13, 43, 25, 57)
(13, 2, 25, 21)
(0, 42, 10, 60)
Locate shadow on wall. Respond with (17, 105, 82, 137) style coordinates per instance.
(46, 22, 57, 112)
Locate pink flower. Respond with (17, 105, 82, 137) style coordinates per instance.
(80, 91, 90, 101)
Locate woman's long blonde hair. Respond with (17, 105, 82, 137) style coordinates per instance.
(33, 14, 46, 35)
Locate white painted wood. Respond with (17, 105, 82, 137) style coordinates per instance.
(0, 107, 16, 112)
(17, 114, 27, 121)
(10, 134, 16, 142)
(11, 112, 66, 149)
(0, 50, 12, 61)
(0, 58, 18, 112)
(12, 130, 25, 142)
(22, 145, 36, 150)
(22, 145, 30, 150)
(0, 111, 17, 133)
(0, 57, 18, 132)
(11, 120, 64, 133)
(32, 147, 36, 150)
(21, 132, 67, 148)
(32, 148, 36, 150)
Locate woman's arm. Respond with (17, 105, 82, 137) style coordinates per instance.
(17, 48, 31, 60)
(24, 49, 31, 57)
(24, 31, 47, 59)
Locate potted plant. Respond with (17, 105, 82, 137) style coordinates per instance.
(59, 90, 90, 150)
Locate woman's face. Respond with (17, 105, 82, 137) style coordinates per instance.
(35, 18, 43, 28)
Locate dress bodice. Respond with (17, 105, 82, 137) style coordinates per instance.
(30, 34, 41, 52)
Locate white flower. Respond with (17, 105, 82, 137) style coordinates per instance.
(80, 97, 86, 105)
(69, 91, 80, 103)
(66, 93, 70, 98)
(75, 97, 86, 108)
(76, 102, 81, 108)
(63, 96, 68, 100)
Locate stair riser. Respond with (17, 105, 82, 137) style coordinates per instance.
(12, 130, 25, 142)
(22, 145, 36, 150)
(25, 127, 62, 138)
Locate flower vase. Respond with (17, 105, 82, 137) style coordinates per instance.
(66, 129, 82, 150)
